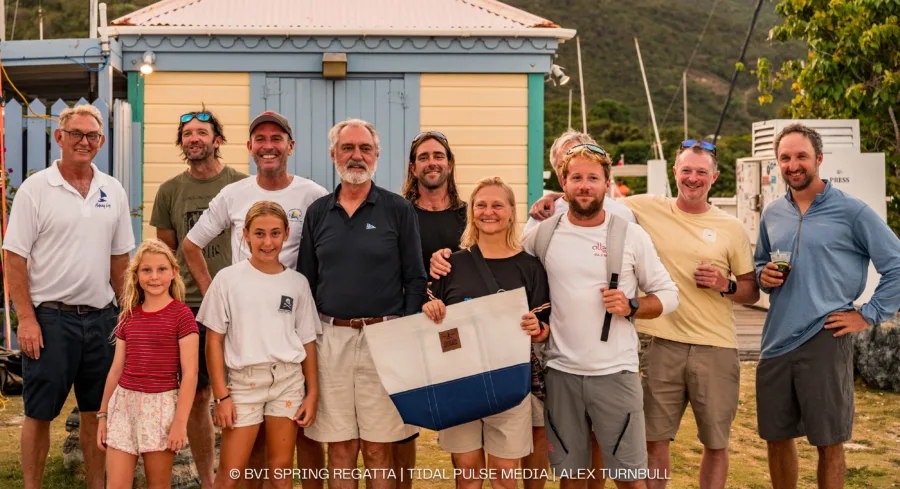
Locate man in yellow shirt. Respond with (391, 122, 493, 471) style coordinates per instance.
(623, 141, 759, 489)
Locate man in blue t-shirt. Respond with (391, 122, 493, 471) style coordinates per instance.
(755, 123, 900, 489)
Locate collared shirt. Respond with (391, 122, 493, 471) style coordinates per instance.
(297, 184, 427, 319)
(3, 160, 135, 308)
(754, 180, 900, 359)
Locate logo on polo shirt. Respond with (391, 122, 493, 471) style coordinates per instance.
(366, 223, 376, 230)
(288, 209, 303, 221)
(95, 189, 112, 209)
(279, 296, 294, 313)
(592, 242, 607, 257)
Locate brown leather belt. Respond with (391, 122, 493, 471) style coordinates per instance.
(319, 313, 398, 329)
(38, 301, 115, 314)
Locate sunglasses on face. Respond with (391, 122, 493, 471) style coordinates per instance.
(566, 143, 608, 156)
(180, 112, 212, 124)
(682, 139, 716, 155)
(412, 131, 448, 144)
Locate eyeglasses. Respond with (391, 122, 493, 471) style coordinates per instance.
(566, 143, 608, 156)
(180, 112, 212, 124)
(681, 139, 716, 155)
(60, 129, 102, 144)
(412, 131, 448, 144)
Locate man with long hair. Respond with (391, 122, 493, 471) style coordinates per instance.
(396, 130, 467, 485)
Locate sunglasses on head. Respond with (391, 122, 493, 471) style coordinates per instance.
(682, 139, 716, 155)
(566, 143, 608, 156)
(412, 131, 448, 144)
(180, 112, 212, 124)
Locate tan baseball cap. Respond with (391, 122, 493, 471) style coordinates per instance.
(249, 111, 293, 140)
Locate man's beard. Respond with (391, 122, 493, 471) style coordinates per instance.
(784, 169, 814, 191)
(418, 166, 449, 190)
(568, 191, 605, 219)
(183, 144, 212, 163)
(339, 160, 374, 185)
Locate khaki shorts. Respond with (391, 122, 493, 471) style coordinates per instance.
(228, 362, 305, 428)
(305, 322, 418, 443)
(531, 393, 545, 428)
(439, 397, 532, 459)
(641, 337, 740, 450)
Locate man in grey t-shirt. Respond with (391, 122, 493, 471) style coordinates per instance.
(151, 109, 246, 488)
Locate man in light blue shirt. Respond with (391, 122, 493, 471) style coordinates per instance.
(755, 123, 900, 489)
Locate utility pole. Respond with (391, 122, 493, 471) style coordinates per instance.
(683, 71, 688, 140)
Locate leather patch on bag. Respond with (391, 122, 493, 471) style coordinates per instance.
(439, 328, 461, 353)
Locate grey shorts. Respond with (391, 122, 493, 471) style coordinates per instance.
(543, 368, 647, 481)
(756, 327, 854, 446)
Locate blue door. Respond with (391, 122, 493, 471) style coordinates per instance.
(263, 77, 412, 194)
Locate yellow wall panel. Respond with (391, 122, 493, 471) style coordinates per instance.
(421, 107, 527, 127)
(420, 87, 527, 108)
(142, 72, 251, 229)
(420, 74, 527, 88)
(420, 74, 530, 222)
(144, 85, 250, 106)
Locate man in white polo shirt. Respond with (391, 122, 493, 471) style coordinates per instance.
(3, 105, 135, 489)
(182, 111, 328, 489)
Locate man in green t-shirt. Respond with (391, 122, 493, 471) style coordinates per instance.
(151, 109, 247, 489)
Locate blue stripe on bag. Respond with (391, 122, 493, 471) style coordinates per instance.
(390, 362, 530, 431)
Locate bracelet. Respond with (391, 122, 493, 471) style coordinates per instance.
(214, 394, 231, 404)
(96, 412, 107, 419)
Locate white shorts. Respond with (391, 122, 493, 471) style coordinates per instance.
(227, 362, 305, 428)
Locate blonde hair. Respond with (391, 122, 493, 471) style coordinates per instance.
(329, 118, 380, 154)
(59, 105, 104, 133)
(240, 201, 289, 254)
(549, 129, 596, 170)
(459, 177, 520, 251)
(117, 239, 185, 330)
(559, 145, 612, 181)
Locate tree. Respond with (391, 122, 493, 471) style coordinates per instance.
(755, 0, 900, 234)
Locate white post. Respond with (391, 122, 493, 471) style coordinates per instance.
(99, 3, 109, 53)
(90, 0, 98, 38)
(576, 36, 587, 133)
(38, 8, 43, 40)
(1, 0, 6, 42)
(568, 88, 573, 130)
(635, 37, 664, 161)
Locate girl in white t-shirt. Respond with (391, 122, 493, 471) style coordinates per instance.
(198, 201, 320, 489)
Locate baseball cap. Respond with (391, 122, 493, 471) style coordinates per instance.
(250, 111, 293, 140)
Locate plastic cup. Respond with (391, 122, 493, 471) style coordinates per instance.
(770, 250, 792, 282)
(696, 259, 712, 289)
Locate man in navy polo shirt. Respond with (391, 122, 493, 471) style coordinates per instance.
(4, 105, 135, 489)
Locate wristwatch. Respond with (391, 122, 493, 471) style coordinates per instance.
(626, 298, 640, 320)
(720, 279, 738, 297)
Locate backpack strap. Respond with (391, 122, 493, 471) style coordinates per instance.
(469, 245, 501, 294)
(533, 213, 565, 266)
(601, 213, 629, 341)
(605, 214, 629, 280)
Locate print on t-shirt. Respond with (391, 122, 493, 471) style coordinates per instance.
(279, 295, 294, 313)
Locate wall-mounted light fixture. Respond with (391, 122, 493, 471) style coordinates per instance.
(547, 64, 571, 86)
(322, 53, 347, 79)
(140, 51, 156, 75)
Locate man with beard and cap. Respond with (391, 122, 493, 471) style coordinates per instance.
(395, 130, 466, 486)
(619, 141, 759, 489)
(183, 111, 328, 489)
(755, 124, 900, 489)
(298, 119, 426, 489)
(151, 109, 247, 488)
(522, 144, 677, 489)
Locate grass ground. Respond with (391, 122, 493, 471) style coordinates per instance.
(1, 363, 898, 488)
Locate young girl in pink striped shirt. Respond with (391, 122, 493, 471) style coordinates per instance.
(97, 239, 200, 488)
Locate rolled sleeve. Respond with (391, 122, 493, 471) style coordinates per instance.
(2, 187, 38, 260)
(111, 186, 136, 255)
